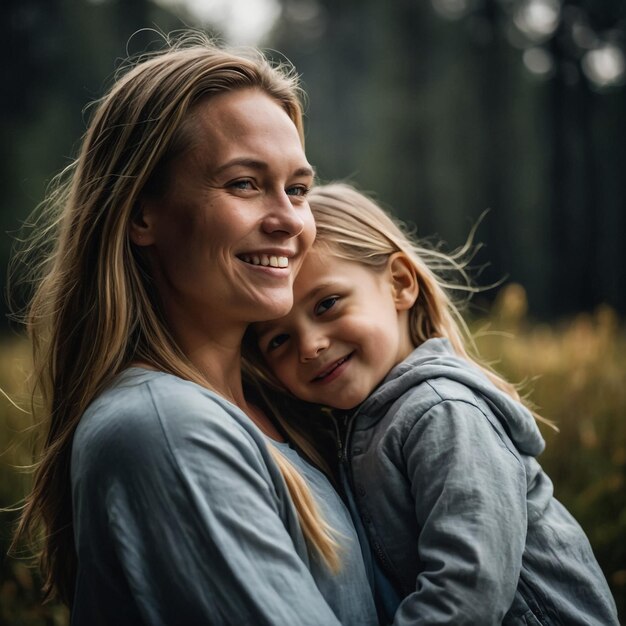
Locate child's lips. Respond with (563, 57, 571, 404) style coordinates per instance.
(310, 352, 354, 383)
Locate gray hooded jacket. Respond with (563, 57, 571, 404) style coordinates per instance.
(345, 338, 618, 625)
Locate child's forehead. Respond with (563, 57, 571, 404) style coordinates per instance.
(308, 238, 341, 257)
(298, 244, 350, 275)
(294, 250, 348, 294)
(299, 247, 332, 271)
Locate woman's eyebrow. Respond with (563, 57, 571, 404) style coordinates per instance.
(295, 165, 316, 178)
(213, 158, 315, 178)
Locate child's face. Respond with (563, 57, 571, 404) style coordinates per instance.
(254, 248, 416, 410)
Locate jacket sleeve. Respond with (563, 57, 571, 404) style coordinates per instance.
(72, 383, 342, 626)
(392, 398, 528, 626)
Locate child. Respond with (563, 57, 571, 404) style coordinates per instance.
(249, 183, 619, 625)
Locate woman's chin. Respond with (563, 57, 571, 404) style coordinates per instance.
(250, 296, 293, 323)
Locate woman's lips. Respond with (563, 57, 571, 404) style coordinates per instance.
(311, 352, 354, 384)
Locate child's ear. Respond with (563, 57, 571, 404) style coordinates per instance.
(128, 199, 157, 247)
(388, 252, 419, 311)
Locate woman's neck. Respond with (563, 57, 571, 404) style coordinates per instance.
(162, 310, 247, 399)
(175, 333, 285, 442)
(192, 343, 246, 405)
(145, 305, 284, 440)
(242, 403, 286, 442)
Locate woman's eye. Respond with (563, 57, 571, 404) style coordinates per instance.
(315, 296, 338, 316)
(286, 185, 309, 197)
(267, 333, 289, 351)
(229, 179, 254, 191)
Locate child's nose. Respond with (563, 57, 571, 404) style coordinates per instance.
(299, 334, 328, 362)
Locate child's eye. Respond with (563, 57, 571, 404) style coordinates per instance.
(286, 184, 309, 197)
(267, 333, 289, 352)
(314, 296, 338, 316)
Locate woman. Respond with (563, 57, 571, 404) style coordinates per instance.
(12, 34, 377, 625)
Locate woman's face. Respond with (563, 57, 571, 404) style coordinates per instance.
(134, 88, 316, 339)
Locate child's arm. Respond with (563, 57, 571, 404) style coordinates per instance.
(395, 399, 527, 625)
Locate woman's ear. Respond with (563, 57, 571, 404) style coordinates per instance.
(388, 252, 419, 311)
(129, 199, 157, 247)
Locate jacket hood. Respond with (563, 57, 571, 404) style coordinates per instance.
(358, 337, 545, 456)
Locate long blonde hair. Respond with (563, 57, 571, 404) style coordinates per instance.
(245, 182, 542, 421)
(11, 33, 338, 606)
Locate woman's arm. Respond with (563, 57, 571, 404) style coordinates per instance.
(71, 378, 341, 626)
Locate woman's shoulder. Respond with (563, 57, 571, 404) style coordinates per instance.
(74, 368, 265, 467)
(81, 368, 231, 424)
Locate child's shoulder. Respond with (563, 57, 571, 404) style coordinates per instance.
(396, 375, 486, 419)
(382, 377, 521, 459)
(381, 337, 502, 423)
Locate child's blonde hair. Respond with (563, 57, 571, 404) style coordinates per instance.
(245, 182, 542, 428)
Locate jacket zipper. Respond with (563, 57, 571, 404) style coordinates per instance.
(331, 412, 346, 463)
(334, 410, 406, 594)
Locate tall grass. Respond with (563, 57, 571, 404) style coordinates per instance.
(0, 284, 624, 622)
(0, 338, 69, 625)
(473, 284, 626, 618)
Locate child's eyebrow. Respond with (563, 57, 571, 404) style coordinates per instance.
(253, 321, 282, 340)
(303, 282, 337, 302)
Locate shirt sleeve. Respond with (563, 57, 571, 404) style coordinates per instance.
(391, 399, 528, 626)
(72, 381, 342, 626)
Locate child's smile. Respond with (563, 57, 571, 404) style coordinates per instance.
(310, 351, 355, 383)
(255, 248, 416, 409)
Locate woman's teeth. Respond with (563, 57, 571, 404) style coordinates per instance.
(241, 254, 288, 268)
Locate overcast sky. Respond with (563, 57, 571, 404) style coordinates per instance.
(154, 0, 281, 44)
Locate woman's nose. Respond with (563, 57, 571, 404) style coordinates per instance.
(262, 190, 307, 237)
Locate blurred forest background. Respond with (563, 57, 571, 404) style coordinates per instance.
(1, 0, 625, 624)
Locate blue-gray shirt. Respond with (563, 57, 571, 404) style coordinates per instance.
(71, 368, 377, 625)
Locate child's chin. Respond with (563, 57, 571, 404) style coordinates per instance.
(328, 397, 365, 411)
